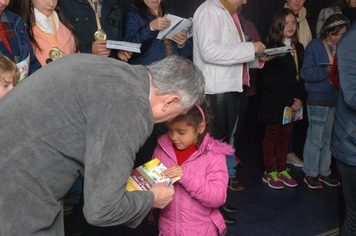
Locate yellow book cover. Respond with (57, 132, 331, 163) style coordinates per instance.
(126, 158, 180, 191)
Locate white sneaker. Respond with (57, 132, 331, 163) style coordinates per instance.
(286, 152, 303, 167)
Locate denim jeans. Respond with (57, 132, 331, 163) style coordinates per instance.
(207, 93, 243, 178)
(302, 105, 335, 177)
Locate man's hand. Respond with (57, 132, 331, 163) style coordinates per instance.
(92, 40, 111, 57)
(149, 182, 174, 209)
(259, 55, 277, 62)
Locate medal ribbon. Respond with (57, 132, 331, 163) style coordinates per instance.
(87, 0, 103, 31)
(291, 44, 300, 81)
(35, 14, 61, 52)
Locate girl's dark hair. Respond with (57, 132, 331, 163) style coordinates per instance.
(171, 97, 213, 149)
(135, 0, 167, 17)
(320, 14, 350, 40)
(330, 0, 347, 8)
(8, 0, 80, 53)
(266, 8, 298, 48)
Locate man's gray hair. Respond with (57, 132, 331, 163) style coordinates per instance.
(146, 56, 205, 109)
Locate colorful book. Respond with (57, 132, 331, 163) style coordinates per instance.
(126, 158, 180, 191)
(282, 106, 303, 125)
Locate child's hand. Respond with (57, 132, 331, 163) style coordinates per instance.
(163, 166, 183, 179)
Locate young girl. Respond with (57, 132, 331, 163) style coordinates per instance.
(152, 98, 232, 236)
(301, 14, 349, 189)
(9, 0, 80, 66)
(259, 8, 305, 189)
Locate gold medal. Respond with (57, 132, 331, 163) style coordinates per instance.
(94, 29, 107, 41)
(49, 47, 63, 60)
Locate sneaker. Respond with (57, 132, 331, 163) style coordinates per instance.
(228, 177, 244, 191)
(278, 168, 298, 187)
(318, 175, 341, 187)
(286, 152, 303, 167)
(262, 171, 284, 189)
(304, 175, 323, 189)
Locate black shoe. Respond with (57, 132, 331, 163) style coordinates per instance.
(219, 208, 236, 225)
(222, 203, 237, 213)
(319, 175, 341, 187)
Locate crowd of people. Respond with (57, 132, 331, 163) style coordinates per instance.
(0, 0, 355, 235)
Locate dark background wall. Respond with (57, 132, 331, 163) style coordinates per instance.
(121, 0, 332, 42)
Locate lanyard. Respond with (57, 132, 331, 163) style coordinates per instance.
(87, 0, 103, 31)
(291, 44, 300, 81)
(323, 39, 334, 64)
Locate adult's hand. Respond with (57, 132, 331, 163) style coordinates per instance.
(92, 40, 111, 57)
(150, 182, 174, 209)
(291, 98, 302, 111)
(253, 42, 266, 57)
(150, 14, 171, 31)
(171, 31, 187, 47)
(118, 51, 133, 62)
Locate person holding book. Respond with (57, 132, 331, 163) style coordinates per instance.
(0, 54, 20, 99)
(9, 0, 80, 66)
(124, 0, 192, 66)
(301, 14, 349, 190)
(0, 0, 41, 80)
(193, 0, 273, 224)
(60, 0, 132, 61)
(259, 8, 306, 189)
(0, 54, 205, 235)
(152, 98, 232, 236)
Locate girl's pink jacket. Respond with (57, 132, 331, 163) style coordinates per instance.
(32, 22, 78, 66)
(152, 133, 234, 236)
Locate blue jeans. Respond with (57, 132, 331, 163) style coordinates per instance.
(302, 105, 335, 177)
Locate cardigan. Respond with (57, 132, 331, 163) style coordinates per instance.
(300, 37, 337, 107)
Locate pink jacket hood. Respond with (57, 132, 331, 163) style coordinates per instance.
(153, 133, 233, 236)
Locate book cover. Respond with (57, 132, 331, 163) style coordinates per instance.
(106, 40, 141, 53)
(259, 46, 293, 57)
(126, 158, 180, 191)
(157, 14, 193, 40)
(282, 106, 303, 125)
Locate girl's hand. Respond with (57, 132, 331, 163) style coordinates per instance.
(172, 31, 187, 47)
(326, 65, 332, 73)
(163, 166, 183, 179)
(150, 14, 171, 31)
(118, 51, 133, 62)
(291, 98, 302, 111)
(92, 40, 111, 57)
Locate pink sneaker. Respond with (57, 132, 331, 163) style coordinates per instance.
(278, 168, 298, 187)
(262, 171, 284, 189)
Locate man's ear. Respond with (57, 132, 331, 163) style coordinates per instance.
(163, 95, 180, 111)
(197, 122, 206, 134)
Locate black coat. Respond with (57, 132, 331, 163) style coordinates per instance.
(259, 42, 306, 124)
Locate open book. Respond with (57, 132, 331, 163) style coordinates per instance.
(259, 46, 293, 57)
(282, 106, 303, 125)
(126, 158, 180, 191)
(106, 40, 141, 53)
(157, 14, 193, 40)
